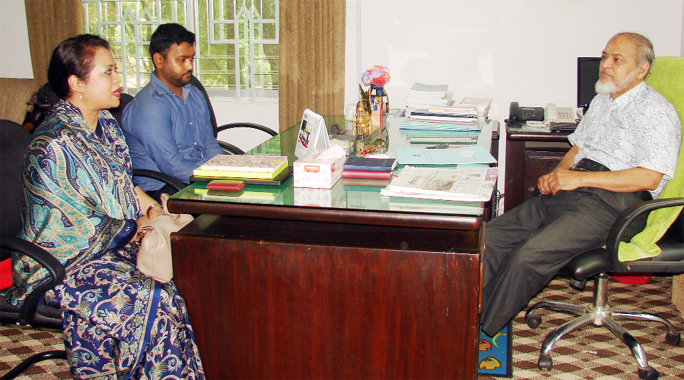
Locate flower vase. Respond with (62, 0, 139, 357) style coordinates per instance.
(368, 84, 389, 132)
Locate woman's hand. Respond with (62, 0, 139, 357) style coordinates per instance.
(133, 186, 163, 241)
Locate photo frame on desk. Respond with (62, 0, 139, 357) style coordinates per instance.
(295, 109, 330, 158)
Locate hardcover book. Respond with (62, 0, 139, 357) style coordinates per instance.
(193, 162, 288, 180)
(199, 154, 288, 173)
(343, 157, 397, 172)
(341, 170, 393, 179)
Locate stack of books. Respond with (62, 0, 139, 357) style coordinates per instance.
(401, 105, 481, 145)
(405, 83, 451, 110)
(459, 97, 492, 120)
(340, 157, 397, 187)
(192, 154, 289, 181)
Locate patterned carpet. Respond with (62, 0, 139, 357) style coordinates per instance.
(2, 276, 684, 379)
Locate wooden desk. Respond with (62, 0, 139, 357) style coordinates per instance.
(504, 124, 572, 212)
(168, 117, 494, 379)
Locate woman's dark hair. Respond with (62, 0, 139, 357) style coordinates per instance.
(32, 34, 110, 122)
(149, 23, 195, 58)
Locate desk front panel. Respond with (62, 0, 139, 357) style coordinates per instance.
(172, 214, 482, 380)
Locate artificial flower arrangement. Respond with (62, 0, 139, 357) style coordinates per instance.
(361, 65, 391, 87)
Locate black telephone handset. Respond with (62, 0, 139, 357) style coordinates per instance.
(507, 102, 545, 127)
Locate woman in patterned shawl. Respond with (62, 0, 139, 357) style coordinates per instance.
(5, 35, 204, 379)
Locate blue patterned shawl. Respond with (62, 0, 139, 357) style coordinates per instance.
(7, 99, 140, 304)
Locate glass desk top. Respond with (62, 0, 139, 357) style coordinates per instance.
(170, 116, 497, 217)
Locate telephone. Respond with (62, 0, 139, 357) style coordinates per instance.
(507, 102, 544, 127)
(544, 104, 577, 124)
(525, 103, 579, 131)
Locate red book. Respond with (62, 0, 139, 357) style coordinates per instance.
(341, 170, 393, 179)
(206, 179, 246, 191)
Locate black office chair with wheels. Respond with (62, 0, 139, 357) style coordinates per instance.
(1, 119, 67, 380)
(0, 119, 184, 379)
(524, 56, 684, 380)
(189, 75, 278, 155)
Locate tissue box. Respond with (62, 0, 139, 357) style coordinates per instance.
(293, 148, 345, 189)
(294, 181, 346, 207)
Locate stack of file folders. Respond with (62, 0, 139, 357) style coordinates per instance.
(401, 105, 481, 145)
(340, 157, 397, 187)
(191, 154, 289, 183)
(405, 83, 451, 109)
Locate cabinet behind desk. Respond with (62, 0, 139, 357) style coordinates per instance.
(504, 125, 572, 212)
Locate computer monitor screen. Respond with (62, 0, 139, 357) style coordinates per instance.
(577, 57, 602, 111)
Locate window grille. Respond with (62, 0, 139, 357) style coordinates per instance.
(82, 0, 279, 102)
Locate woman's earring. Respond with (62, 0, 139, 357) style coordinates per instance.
(79, 93, 83, 99)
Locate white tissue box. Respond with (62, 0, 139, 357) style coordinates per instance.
(293, 148, 345, 189)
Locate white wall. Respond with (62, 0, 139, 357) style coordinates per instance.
(345, 0, 684, 119)
(0, 0, 33, 79)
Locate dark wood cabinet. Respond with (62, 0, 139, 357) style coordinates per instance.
(169, 202, 484, 380)
(504, 125, 572, 212)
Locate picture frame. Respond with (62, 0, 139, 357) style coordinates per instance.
(295, 109, 330, 158)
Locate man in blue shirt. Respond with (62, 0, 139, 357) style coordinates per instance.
(122, 23, 223, 199)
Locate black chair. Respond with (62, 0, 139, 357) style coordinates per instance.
(0, 119, 67, 380)
(524, 56, 684, 380)
(0, 119, 184, 379)
(189, 75, 277, 155)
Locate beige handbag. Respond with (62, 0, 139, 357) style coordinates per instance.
(136, 194, 193, 283)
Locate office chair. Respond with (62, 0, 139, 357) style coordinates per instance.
(189, 75, 277, 154)
(524, 56, 684, 380)
(0, 119, 67, 380)
(0, 119, 184, 379)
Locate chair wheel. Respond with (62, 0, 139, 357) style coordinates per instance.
(638, 366, 658, 380)
(526, 314, 542, 329)
(538, 354, 553, 371)
(665, 332, 681, 346)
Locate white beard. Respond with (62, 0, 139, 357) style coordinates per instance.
(595, 66, 639, 95)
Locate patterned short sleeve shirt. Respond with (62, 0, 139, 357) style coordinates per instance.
(568, 81, 681, 198)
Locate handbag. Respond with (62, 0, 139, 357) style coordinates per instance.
(136, 194, 193, 283)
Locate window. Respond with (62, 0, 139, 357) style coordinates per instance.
(82, 0, 279, 102)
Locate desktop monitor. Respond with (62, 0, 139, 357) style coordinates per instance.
(577, 57, 602, 113)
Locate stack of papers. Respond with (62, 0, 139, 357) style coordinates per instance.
(405, 83, 451, 109)
(381, 166, 498, 202)
(460, 97, 492, 119)
(401, 105, 481, 145)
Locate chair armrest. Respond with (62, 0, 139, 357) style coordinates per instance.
(132, 169, 186, 192)
(1, 234, 65, 325)
(605, 197, 684, 270)
(218, 141, 245, 155)
(216, 122, 278, 137)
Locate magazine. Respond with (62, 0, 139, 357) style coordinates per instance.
(380, 166, 498, 202)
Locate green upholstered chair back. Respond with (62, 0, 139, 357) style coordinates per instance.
(646, 57, 684, 127)
(618, 56, 684, 261)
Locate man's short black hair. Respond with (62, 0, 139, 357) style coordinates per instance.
(149, 23, 195, 58)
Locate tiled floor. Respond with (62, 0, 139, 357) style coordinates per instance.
(2, 276, 684, 379)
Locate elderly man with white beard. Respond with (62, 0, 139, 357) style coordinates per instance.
(479, 32, 681, 337)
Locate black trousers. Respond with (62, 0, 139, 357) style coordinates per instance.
(480, 188, 646, 336)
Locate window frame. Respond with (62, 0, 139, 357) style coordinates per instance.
(82, 0, 279, 103)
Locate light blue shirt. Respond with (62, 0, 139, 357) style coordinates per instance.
(569, 81, 681, 198)
(122, 72, 223, 191)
